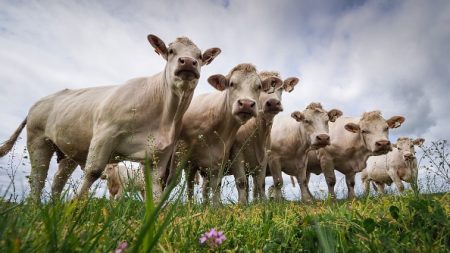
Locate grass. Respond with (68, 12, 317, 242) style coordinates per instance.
(0, 192, 448, 252)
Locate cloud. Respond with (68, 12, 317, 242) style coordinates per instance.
(0, 0, 449, 198)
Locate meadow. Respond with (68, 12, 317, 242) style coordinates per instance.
(1, 189, 449, 252)
(0, 141, 449, 252)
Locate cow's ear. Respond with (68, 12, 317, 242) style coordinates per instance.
(147, 34, 168, 60)
(413, 138, 425, 146)
(291, 111, 305, 122)
(283, 77, 300, 92)
(202, 48, 221, 66)
(262, 77, 283, 93)
(328, 109, 343, 122)
(208, 74, 228, 91)
(386, 116, 405, 129)
(344, 123, 360, 133)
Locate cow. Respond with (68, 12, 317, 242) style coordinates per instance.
(179, 63, 279, 205)
(361, 137, 425, 194)
(0, 34, 221, 201)
(267, 103, 343, 202)
(100, 163, 145, 200)
(307, 111, 405, 199)
(229, 71, 299, 204)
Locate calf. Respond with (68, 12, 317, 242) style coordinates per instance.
(0, 34, 221, 201)
(100, 163, 145, 200)
(229, 71, 299, 204)
(361, 137, 424, 194)
(309, 111, 405, 199)
(268, 103, 343, 201)
(180, 64, 277, 205)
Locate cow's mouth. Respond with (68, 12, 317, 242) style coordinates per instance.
(236, 110, 256, 120)
(373, 147, 390, 155)
(175, 67, 200, 80)
(264, 108, 283, 115)
(311, 142, 329, 149)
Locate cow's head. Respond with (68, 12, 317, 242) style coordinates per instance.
(147, 34, 221, 91)
(208, 64, 274, 124)
(291, 103, 343, 149)
(344, 111, 405, 155)
(392, 137, 425, 162)
(258, 71, 299, 120)
(100, 163, 119, 180)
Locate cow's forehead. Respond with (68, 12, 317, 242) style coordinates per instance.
(304, 108, 327, 119)
(169, 37, 200, 51)
(396, 137, 412, 146)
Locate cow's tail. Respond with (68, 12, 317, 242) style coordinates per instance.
(0, 118, 27, 157)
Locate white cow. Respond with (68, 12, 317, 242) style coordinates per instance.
(308, 111, 405, 199)
(229, 71, 299, 204)
(361, 137, 425, 194)
(268, 103, 343, 201)
(180, 64, 279, 205)
(0, 34, 221, 201)
(100, 163, 145, 200)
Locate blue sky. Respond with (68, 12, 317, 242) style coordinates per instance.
(0, 0, 449, 200)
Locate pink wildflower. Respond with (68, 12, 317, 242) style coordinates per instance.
(199, 228, 226, 248)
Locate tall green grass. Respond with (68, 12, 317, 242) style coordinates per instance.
(1, 192, 448, 252)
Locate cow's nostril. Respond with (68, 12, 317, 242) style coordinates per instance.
(179, 58, 185, 64)
(276, 101, 281, 106)
(192, 60, 197, 66)
(238, 100, 243, 106)
(250, 101, 255, 108)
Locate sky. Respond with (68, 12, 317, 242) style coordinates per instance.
(0, 0, 449, 200)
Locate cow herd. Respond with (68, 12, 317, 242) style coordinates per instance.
(0, 34, 424, 205)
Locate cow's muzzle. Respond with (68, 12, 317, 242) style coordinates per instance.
(235, 99, 257, 119)
(175, 57, 200, 80)
(374, 140, 391, 154)
(311, 134, 331, 149)
(264, 98, 283, 114)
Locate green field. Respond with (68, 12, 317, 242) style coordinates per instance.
(1, 192, 448, 252)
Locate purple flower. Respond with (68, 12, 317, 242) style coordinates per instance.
(115, 241, 128, 253)
(199, 228, 226, 248)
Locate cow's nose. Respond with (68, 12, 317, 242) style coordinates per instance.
(376, 140, 391, 147)
(178, 57, 197, 67)
(404, 152, 414, 160)
(265, 99, 281, 108)
(238, 99, 256, 109)
(316, 134, 330, 142)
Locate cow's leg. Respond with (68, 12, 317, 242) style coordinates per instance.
(306, 172, 313, 198)
(296, 157, 313, 202)
(210, 169, 222, 206)
(28, 136, 55, 202)
(77, 135, 115, 198)
(374, 182, 385, 194)
(362, 176, 371, 196)
(387, 168, 405, 193)
(51, 158, 78, 198)
(321, 162, 336, 199)
(269, 159, 283, 201)
(186, 167, 197, 201)
(254, 167, 267, 202)
(345, 173, 356, 199)
(201, 173, 210, 204)
(150, 147, 175, 201)
(232, 159, 248, 204)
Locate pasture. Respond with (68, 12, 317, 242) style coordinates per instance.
(0, 191, 448, 252)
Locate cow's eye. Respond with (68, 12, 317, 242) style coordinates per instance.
(229, 82, 234, 88)
(257, 85, 262, 90)
(383, 127, 389, 131)
(304, 119, 312, 124)
(410, 145, 414, 148)
(168, 48, 174, 54)
(197, 53, 202, 59)
(362, 130, 370, 134)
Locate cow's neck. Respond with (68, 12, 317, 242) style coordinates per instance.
(160, 69, 195, 140)
(294, 123, 310, 155)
